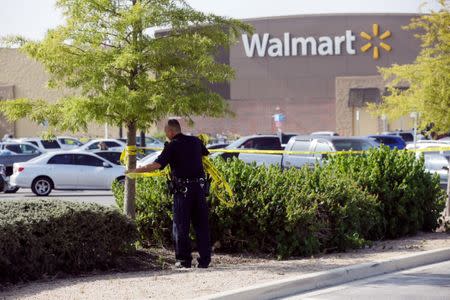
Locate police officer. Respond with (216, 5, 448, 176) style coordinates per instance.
(127, 119, 211, 268)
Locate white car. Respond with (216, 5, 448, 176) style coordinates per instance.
(92, 150, 123, 165)
(57, 136, 84, 150)
(10, 151, 125, 196)
(137, 151, 161, 168)
(419, 153, 449, 190)
(14, 138, 63, 152)
(136, 136, 164, 149)
(406, 140, 450, 149)
(406, 141, 450, 160)
(75, 139, 126, 152)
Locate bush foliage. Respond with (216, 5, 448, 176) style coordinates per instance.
(0, 200, 138, 284)
(325, 148, 445, 238)
(113, 147, 446, 258)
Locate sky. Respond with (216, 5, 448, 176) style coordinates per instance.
(0, 0, 443, 40)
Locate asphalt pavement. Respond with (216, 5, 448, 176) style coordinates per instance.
(285, 260, 450, 300)
(0, 188, 116, 207)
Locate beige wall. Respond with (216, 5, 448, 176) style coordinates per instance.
(335, 76, 414, 136)
(387, 116, 414, 132)
(0, 84, 14, 137)
(0, 48, 124, 138)
(335, 76, 385, 136)
(352, 107, 380, 136)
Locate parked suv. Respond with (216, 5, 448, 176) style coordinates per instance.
(367, 135, 406, 150)
(225, 135, 283, 150)
(0, 142, 43, 176)
(382, 130, 426, 144)
(215, 135, 283, 165)
(0, 141, 42, 156)
(15, 138, 63, 151)
(76, 139, 125, 152)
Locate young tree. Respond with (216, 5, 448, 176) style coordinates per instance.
(0, 0, 250, 218)
(372, 0, 450, 133)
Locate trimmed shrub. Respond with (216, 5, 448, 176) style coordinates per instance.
(325, 146, 446, 239)
(113, 159, 381, 258)
(209, 159, 381, 258)
(0, 200, 138, 284)
(112, 147, 445, 258)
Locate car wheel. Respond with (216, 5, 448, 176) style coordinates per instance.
(31, 177, 53, 196)
(5, 186, 19, 194)
(0, 178, 5, 193)
(117, 177, 125, 185)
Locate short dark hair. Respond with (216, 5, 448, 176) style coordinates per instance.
(167, 119, 181, 132)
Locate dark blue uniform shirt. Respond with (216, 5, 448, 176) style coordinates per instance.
(155, 133, 209, 178)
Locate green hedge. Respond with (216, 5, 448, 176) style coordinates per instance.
(325, 147, 446, 238)
(113, 147, 446, 258)
(209, 161, 381, 257)
(0, 200, 138, 284)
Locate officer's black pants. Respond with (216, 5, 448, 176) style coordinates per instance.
(172, 182, 211, 267)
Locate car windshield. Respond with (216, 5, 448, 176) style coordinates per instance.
(140, 151, 161, 165)
(281, 134, 296, 144)
(136, 137, 164, 146)
(59, 138, 82, 146)
(42, 140, 61, 149)
(399, 133, 414, 142)
(207, 143, 229, 149)
(96, 152, 121, 165)
(372, 137, 397, 144)
(226, 137, 248, 149)
(332, 139, 378, 151)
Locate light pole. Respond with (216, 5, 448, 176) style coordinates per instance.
(410, 112, 418, 149)
(104, 123, 109, 139)
(381, 114, 387, 133)
(356, 109, 360, 136)
(447, 164, 450, 217)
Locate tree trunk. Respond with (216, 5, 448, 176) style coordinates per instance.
(124, 122, 137, 219)
(140, 130, 146, 147)
(446, 164, 450, 217)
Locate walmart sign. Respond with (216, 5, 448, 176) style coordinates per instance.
(242, 24, 392, 60)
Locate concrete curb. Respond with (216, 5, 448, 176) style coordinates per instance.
(198, 247, 450, 300)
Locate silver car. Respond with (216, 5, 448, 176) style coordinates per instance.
(0, 164, 6, 192)
(421, 153, 449, 190)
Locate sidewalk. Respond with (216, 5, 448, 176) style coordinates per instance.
(1, 232, 450, 300)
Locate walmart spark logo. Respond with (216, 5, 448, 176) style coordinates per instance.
(360, 24, 392, 60)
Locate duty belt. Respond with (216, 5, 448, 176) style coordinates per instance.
(173, 177, 206, 184)
(169, 177, 208, 195)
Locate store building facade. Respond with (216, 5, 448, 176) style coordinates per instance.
(0, 13, 421, 138)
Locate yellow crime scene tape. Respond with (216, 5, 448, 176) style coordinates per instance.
(129, 145, 450, 156)
(121, 136, 450, 204)
(121, 139, 234, 205)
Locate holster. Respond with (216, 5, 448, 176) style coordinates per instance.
(202, 177, 211, 197)
(167, 175, 188, 195)
(167, 179, 176, 194)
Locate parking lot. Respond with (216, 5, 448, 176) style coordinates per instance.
(0, 189, 116, 207)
